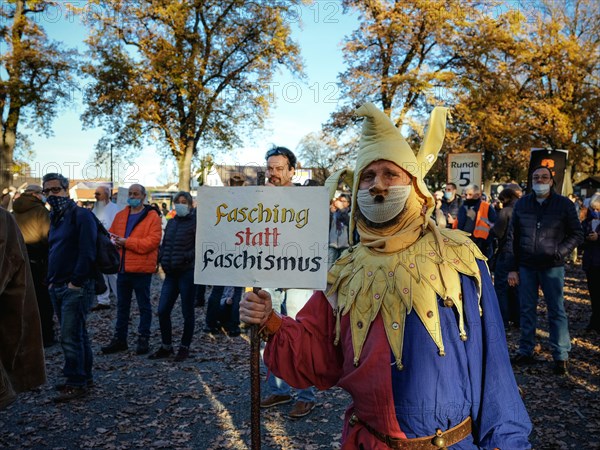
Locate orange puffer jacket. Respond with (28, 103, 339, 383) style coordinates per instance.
(109, 205, 162, 273)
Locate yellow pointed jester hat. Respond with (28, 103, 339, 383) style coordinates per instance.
(326, 102, 449, 242)
(325, 103, 486, 369)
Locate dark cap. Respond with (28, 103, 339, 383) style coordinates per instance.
(24, 184, 43, 194)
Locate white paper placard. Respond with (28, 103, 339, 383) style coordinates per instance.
(117, 186, 129, 210)
(447, 152, 483, 189)
(194, 186, 330, 289)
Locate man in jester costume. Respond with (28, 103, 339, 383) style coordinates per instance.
(240, 103, 531, 449)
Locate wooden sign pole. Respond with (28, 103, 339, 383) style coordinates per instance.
(250, 287, 261, 449)
(251, 172, 265, 449)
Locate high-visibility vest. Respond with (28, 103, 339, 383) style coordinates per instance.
(472, 201, 492, 239)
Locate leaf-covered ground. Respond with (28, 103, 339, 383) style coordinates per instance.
(1, 264, 598, 449)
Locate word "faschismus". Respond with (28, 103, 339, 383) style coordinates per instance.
(215, 203, 309, 229)
(202, 249, 322, 272)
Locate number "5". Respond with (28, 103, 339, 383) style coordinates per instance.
(459, 171, 471, 187)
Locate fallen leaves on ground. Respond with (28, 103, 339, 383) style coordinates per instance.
(0, 266, 598, 448)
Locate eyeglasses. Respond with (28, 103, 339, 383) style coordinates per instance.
(532, 175, 551, 181)
(42, 187, 64, 195)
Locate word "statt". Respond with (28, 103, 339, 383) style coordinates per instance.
(235, 227, 281, 246)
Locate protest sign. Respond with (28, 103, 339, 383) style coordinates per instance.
(447, 153, 483, 189)
(117, 186, 129, 210)
(194, 186, 329, 289)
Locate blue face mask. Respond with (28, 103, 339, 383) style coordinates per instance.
(443, 191, 453, 200)
(41, 195, 47, 204)
(127, 198, 142, 208)
(591, 211, 600, 220)
(174, 204, 189, 217)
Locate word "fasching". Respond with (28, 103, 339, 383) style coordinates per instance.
(215, 203, 309, 229)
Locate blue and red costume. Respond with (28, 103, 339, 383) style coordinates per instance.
(264, 260, 531, 449)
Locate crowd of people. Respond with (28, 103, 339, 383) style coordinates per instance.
(1, 176, 246, 404)
(431, 177, 596, 351)
(0, 103, 598, 448)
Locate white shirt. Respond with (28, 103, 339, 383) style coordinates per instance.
(92, 201, 122, 229)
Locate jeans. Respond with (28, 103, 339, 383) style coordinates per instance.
(205, 285, 241, 334)
(49, 279, 95, 386)
(158, 269, 195, 347)
(518, 266, 571, 361)
(328, 246, 347, 269)
(115, 273, 153, 340)
(266, 372, 316, 402)
(493, 252, 520, 327)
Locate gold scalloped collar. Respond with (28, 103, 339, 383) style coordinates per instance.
(326, 228, 485, 369)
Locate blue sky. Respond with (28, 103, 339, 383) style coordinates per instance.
(25, 2, 358, 186)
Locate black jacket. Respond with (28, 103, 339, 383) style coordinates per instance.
(159, 210, 196, 274)
(505, 191, 583, 270)
(490, 200, 516, 256)
(48, 200, 98, 285)
(440, 195, 462, 228)
(582, 208, 600, 271)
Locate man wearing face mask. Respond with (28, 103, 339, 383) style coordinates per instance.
(506, 166, 583, 375)
(101, 184, 162, 355)
(42, 173, 98, 402)
(240, 103, 531, 448)
(455, 184, 497, 258)
(440, 182, 462, 228)
(149, 191, 197, 362)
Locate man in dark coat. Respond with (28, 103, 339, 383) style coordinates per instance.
(581, 194, 600, 332)
(440, 182, 462, 228)
(43, 173, 98, 402)
(490, 188, 521, 328)
(13, 184, 55, 346)
(506, 166, 584, 375)
(0, 207, 46, 409)
(456, 184, 497, 258)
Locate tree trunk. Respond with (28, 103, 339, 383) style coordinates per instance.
(0, 126, 17, 191)
(1, 1, 24, 191)
(177, 140, 195, 191)
(482, 148, 493, 195)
